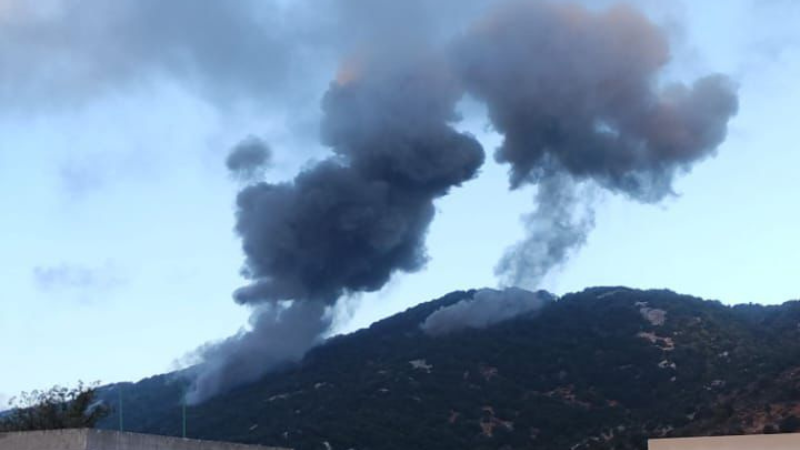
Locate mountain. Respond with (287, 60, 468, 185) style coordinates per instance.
(97, 287, 800, 450)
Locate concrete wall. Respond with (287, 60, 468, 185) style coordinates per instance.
(0, 430, 288, 450)
(0, 429, 88, 450)
(649, 433, 800, 450)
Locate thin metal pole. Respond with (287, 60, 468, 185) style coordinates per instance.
(182, 398, 187, 438)
(118, 388, 124, 432)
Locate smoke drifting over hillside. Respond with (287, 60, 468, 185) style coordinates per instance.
(188, 0, 738, 402)
(422, 288, 555, 336)
(186, 302, 329, 404)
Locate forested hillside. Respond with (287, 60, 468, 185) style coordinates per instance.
(98, 287, 800, 450)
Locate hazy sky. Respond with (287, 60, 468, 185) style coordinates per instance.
(1, 0, 799, 401)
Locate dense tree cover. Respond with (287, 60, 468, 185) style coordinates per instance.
(0, 382, 109, 432)
(95, 288, 800, 450)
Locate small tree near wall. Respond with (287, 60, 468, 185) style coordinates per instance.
(0, 381, 109, 432)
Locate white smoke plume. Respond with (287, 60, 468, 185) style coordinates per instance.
(421, 288, 555, 336)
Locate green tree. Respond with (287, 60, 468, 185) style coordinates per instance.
(0, 381, 109, 432)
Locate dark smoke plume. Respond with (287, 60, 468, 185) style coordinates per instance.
(188, 60, 484, 402)
(421, 287, 554, 336)
(453, 1, 739, 287)
(233, 64, 484, 306)
(190, 0, 739, 400)
(186, 301, 329, 404)
(226, 136, 272, 183)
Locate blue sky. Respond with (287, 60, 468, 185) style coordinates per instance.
(1, 0, 799, 403)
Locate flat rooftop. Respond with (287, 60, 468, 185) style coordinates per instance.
(0, 429, 289, 450)
(649, 433, 800, 449)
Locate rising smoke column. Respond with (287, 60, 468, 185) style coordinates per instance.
(453, 1, 739, 288)
(187, 59, 484, 403)
(187, 301, 330, 403)
(233, 61, 484, 306)
(190, 0, 740, 401)
(495, 171, 596, 287)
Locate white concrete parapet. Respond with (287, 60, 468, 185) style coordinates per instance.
(0, 429, 289, 450)
(649, 433, 800, 449)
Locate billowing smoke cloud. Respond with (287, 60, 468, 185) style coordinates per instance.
(189, 0, 739, 402)
(422, 287, 555, 336)
(186, 301, 330, 404)
(187, 59, 484, 401)
(453, 1, 739, 288)
(226, 137, 272, 182)
(232, 64, 484, 306)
